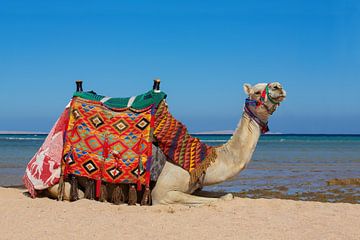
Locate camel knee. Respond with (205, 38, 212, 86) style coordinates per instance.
(220, 193, 234, 201)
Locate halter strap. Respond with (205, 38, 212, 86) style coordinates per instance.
(244, 102, 269, 133)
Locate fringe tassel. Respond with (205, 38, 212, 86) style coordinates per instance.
(141, 186, 151, 206)
(69, 175, 79, 201)
(128, 185, 137, 205)
(23, 174, 37, 198)
(190, 149, 217, 184)
(111, 185, 125, 205)
(99, 183, 108, 202)
(84, 179, 95, 200)
(96, 179, 101, 198)
(57, 175, 65, 201)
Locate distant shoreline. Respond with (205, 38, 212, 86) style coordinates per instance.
(192, 133, 360, 136)
(1, 131, 360, 136)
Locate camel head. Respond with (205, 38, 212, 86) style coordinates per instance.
(243, 82, 286, 131)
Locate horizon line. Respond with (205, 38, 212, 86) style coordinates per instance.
(1, 131, 360, 135)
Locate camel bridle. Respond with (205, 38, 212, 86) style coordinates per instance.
(244, 83, 282, 133)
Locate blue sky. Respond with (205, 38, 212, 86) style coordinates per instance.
(1, 0, 359, 133)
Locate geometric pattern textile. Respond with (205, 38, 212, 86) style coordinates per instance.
(62, 97, 153, 187)
(154, 101, 216, 183)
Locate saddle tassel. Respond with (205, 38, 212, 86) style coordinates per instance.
(57, 175, 65, 201)
(98, 136, 109, 199)
(141, 186, 151, 206)
(137, 135, 143, 191)
(58, 148, 72, 201)
(99, 182, 108, 202)
(69, 174, 79, 201)
(95, 179, 101, 199)
(84, 179, 95, 200)
(128, 185, 137, 205)
(111, 185, 125, 205)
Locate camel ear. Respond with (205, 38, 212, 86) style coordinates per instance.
(243, 83, 253, 96)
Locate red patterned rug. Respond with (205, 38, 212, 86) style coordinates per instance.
(63, 97, 154, 188)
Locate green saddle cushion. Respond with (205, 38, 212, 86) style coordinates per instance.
(73, 90, 167, 110)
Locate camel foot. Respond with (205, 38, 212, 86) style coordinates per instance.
(154, 190, 226, 206)
(220, 193, 234, 201)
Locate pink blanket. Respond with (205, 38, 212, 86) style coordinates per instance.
(23, 109, 69, 197)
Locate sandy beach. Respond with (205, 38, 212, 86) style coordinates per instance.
(1, 187, 359, 240)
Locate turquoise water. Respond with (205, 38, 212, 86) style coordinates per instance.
(195, 134, 360, 197)
(1, 134, 359, 202)
(0, 134, 47, 186)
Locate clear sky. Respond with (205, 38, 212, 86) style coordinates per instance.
(1, 0, 359, 134)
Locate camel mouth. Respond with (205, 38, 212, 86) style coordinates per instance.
(270, 93, 286, 103)
(274, 95, 286, 101)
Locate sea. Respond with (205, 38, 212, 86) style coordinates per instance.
(1, 134, 359, 203)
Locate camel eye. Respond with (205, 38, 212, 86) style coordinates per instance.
(255, 91, 261, 95)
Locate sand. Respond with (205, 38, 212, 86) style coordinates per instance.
(0, 187, 359, 240)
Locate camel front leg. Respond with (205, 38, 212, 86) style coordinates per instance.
(156, 190, 233, 206)
(152, 162, 234, 205)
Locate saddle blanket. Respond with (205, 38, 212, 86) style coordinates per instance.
(63, 97, 154, 186)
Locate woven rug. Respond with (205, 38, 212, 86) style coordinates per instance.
(23, 108, 69, 198)
(154, 101, 216, 183)
(62, 97, 154, 187)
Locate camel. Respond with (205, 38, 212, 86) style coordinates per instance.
(151, 82, 286, 205)
(47, 82, 286, 205)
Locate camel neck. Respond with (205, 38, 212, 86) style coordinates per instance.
(203, 112, 261, 186)
(224, 112, 261, 163)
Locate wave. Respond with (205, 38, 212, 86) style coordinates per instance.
(259, 139, 360, 143)
(200, 140, 227, 143)
(0, 137, 44, 141)
(0, 163, 25, 168)
(200, 138, 360, 144)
